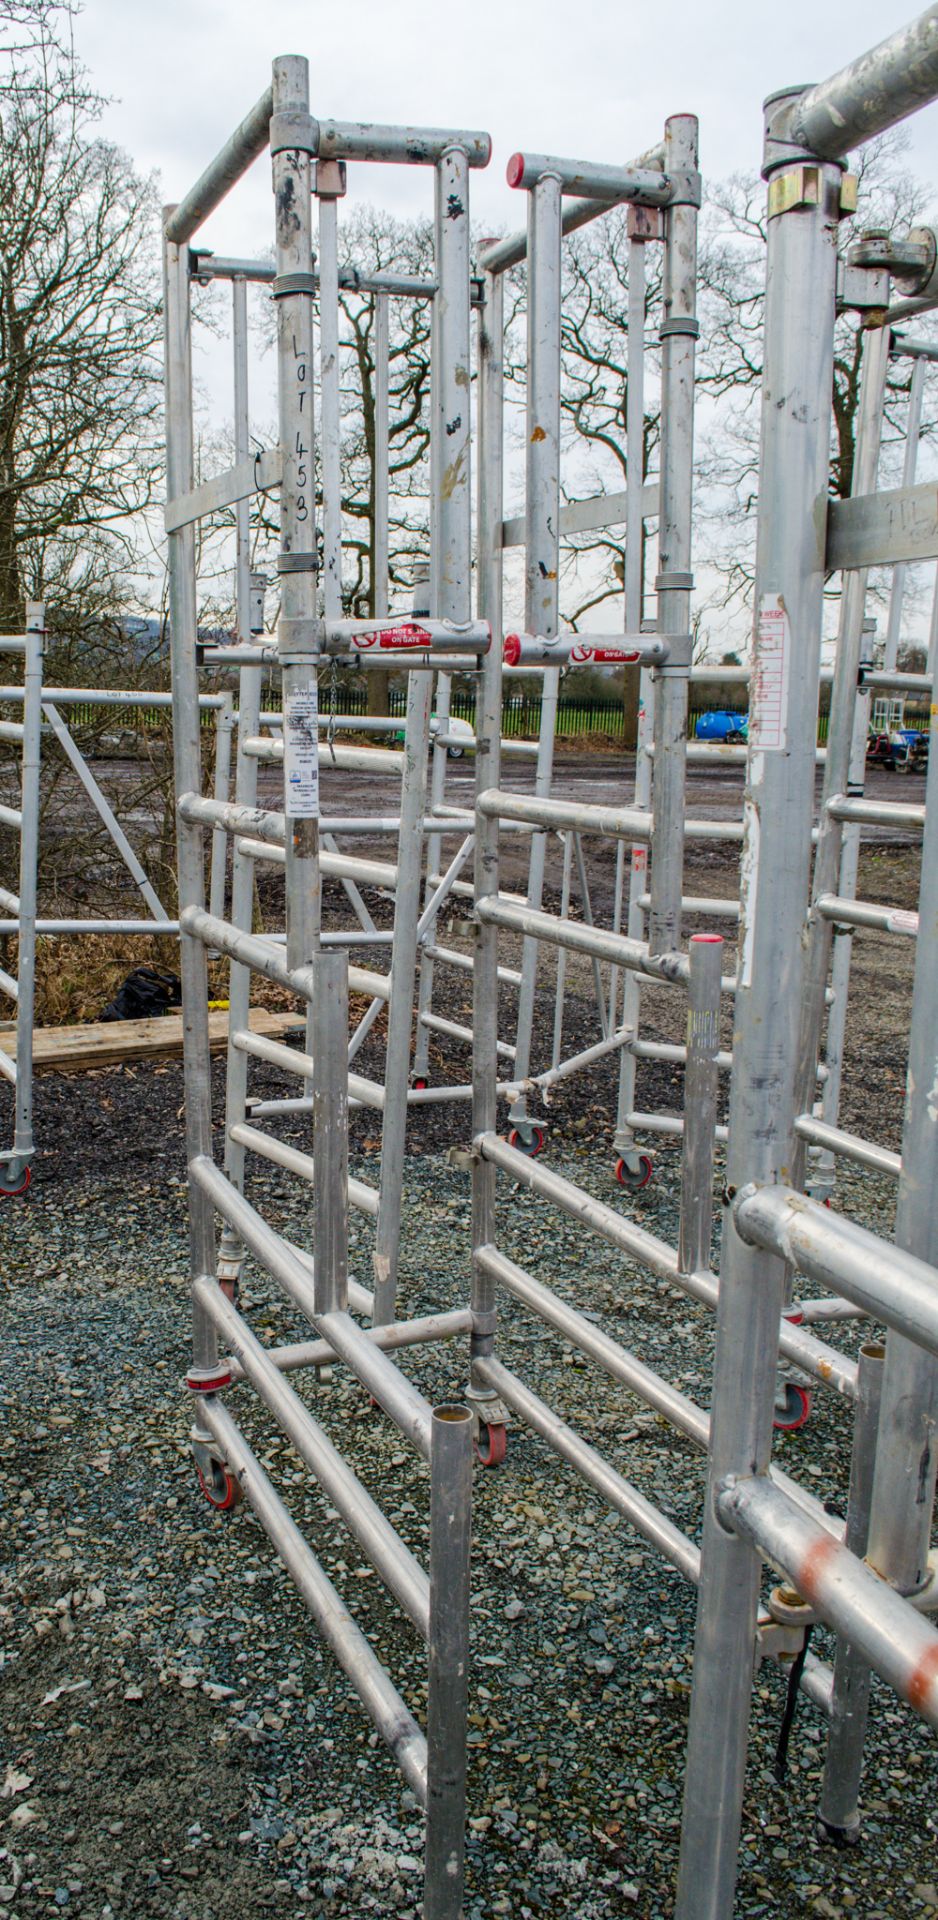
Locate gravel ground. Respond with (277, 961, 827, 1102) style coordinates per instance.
(1, 765, 935, 1917)
(1, 1129, 935, 1919)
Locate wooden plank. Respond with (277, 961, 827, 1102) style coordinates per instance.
(0, 1007, 304, 1075)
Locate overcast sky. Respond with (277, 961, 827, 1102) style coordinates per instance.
(72, 0, 938, 650)
(79, 0, 938, 253)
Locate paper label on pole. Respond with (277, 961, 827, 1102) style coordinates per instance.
(751, 594, 791, 752)
(631, 846, 648, 875)
(283, 681, 319, 819)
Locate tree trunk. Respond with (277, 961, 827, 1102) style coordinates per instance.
(621, 661, 641, 753)
(0, 489, 23, 636)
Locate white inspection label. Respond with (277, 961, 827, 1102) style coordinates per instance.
(283, 680, 320, 819)
(751, 594, 791, 752)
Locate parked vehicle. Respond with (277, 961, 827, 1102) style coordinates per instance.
(694, 709, 748, 743)
(867, 695, 928, 771)
(866, 725, 928, 772)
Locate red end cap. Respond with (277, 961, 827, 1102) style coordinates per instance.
(503, 633, 521, 666)
(691, 933, 723, 944)
(506, 153, 526, 189)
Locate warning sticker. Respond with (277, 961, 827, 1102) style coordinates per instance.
(355, 621, 433, 652)
(569, 642, 641, 666)
(751, 594, 791, 752)
(631, 846, 648, 875)
(284, 681, 319, 819)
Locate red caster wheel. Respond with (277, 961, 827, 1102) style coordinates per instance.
(473, 1422, 507, 1468)
(773, 1384, 812, 1433)
(508, 1125, 544, 1157)
(0, 1164, 31, 1199)
(615, 1154, 653, 1189)
(197, 1462, 243, 1511)
(413, 1077, 428, 1091)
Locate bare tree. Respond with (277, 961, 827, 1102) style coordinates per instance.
(0, 0, 162, 643)
(695, 133, 938, 629)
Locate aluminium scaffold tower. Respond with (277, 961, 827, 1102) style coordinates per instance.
(463, 13, 938, 1919)
(0, 652, 233, 1190)
(466, 94, 862, 1715)
(163, 62, 492, 1918)
(675, 13, 938, 1915)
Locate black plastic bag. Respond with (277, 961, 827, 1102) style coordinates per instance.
(100, 966, 182, 1022)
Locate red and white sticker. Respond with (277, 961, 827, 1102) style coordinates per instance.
(355, 621, 433, 652)
(631, 846, 648, 875)
(751, 594, 791, 752)
(569, 642, 641, 666)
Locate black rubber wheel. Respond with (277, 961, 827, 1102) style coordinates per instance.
(773, 1383, 812, 1433)
(473, 1422, 507, 1468)
(197, 1463, 243, 1511)
(0, 1164, 31, 1200)
(508, 1125, 545, 1157)
(615, 1153, 653, 1189)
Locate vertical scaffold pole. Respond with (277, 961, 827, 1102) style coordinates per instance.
(928, 561, 938, 677)
(312, 948, 350, 1316)
(219, 274, 262, 1290)
(209, 691, 235, 921)
(469, 264, 505, 1433)
(614, 227, 653, 1166)
(317, 161, 346, 622)
(674, 99, 844, 1920)
(883, 352, 926, 672)
(424, 1403, 473, 1920)
(812, 616, 876, 1200)
(373, 579, 434, 1326)
(678, 934, 722, 1278)
(817, 1340, 885, 1841)
(7, 604, 43, 1189)
(792, 323, 890, 1191)
(861, 669, 938, 1655)
(374, 291, 390, 620)
(647, 115, 698, 959)
(413, 146, 472, 1086)
(163, 214, 219, 1375)
(508, 170, 562, 1137)
(272, 56, 321, 969)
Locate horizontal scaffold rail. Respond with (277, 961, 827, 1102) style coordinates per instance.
(794, 1112, 902, 1180)
(717, 1476, 938, 1731)
(476, 1132, 858, 1400)
(734, 1185, 938, 1353)
(192, 1276, 432, 1637)
(503, 631, 669, 668)
(191, 1155, 434, 1457)
(198, 1397, 430, 1802)
(816, 892, 919, 937)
